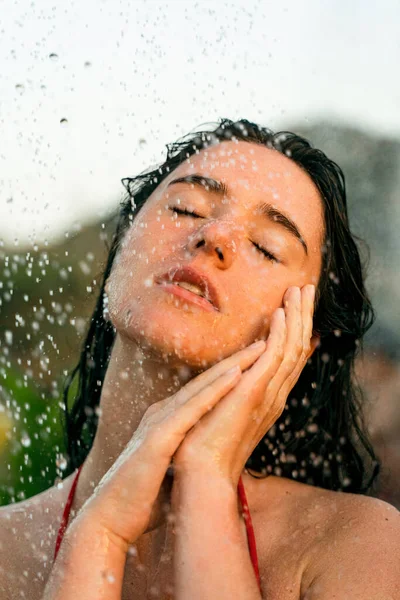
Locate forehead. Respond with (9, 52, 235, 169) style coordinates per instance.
(161, 139, 325, 242)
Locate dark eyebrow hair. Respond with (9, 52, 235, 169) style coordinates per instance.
(168, 174, 229, 196)
(167, 174, 308, 256)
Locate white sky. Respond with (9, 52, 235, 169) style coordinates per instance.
(1, 0, 400, 247)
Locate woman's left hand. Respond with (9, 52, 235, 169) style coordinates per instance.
(172, 284, 319, 486)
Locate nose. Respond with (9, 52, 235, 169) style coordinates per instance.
(185, 220, 238, 269)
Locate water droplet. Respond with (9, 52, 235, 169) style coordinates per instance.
(56, 455, 67, 470)
(49, 53, 59, 62)
(127, 545, 137, 557)
(60, 118, 68, 127)
(84, 61, 92, 68)
(102, 570, 116, 584)
(21, 433, 31, 448)
(307, 423, 319, 433)
(77, 261, 90, 276)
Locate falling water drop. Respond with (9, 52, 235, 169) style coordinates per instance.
(55, 455, 67, 471)
(21, 433, 31, 448)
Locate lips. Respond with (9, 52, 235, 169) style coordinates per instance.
(155, 266, 220, 310)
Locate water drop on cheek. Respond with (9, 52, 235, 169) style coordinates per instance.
(123, 309, 132, 327)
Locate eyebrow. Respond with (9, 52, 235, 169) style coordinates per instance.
(167, 174, 308, 256)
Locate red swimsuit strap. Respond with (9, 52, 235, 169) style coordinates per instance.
(53, 467, 261, 593)
(53, 464, 83, 562)
(238, 474, 261, 592)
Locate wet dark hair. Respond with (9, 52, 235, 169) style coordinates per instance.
(62, 118, 379, 494)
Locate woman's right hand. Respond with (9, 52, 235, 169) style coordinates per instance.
(80, 340, 266, 549)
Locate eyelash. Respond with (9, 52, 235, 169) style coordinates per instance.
(169, 206, 278, 263)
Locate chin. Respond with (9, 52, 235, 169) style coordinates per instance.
(113, 308, 234, 371)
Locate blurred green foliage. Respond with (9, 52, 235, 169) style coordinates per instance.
(0, 218, 115, 506)
(0, 366, 66, 505)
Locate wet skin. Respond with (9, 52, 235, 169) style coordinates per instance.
(106, 140, 324, 372)
(1, 141, 398, 600)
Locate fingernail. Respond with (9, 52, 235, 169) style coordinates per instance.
(249, 340, 266, 350)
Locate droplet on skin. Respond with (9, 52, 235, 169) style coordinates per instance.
(101, 570, 116, 584)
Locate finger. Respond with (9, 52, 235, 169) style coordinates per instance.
(161, 367, 243, 442)
(176, 313, 285, 449)
(232, 308, 287, 397)
(173, 340, 266, 403)
(272, 285, 317, 404)
(301, 284, 315, 356)
(283, 286, 303, 368)
(264, 287, 302, 400)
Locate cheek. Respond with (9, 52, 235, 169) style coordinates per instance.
(132, 216, 190, 260)
(106, 266, 133, 326)
(240, 261, 285, 309)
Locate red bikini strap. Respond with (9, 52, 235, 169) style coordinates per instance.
(238, 474, 261, 593)
(53, 465, 83, 562)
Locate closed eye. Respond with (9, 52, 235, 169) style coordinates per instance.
(252, 241, 278, 263)
(169, 206, 203, 218)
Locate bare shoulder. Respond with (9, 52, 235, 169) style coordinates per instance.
(250, 475, 400, 599)
(253, 473, 399, 539)
(304, 490, 399, 598)
(0, 477, 74, 600)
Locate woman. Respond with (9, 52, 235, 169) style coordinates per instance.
(1, 118, 398, 600)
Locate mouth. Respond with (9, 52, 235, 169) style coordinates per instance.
(155, 266, 220, 312)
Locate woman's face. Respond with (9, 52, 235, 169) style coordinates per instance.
(106, 140, 324, 369)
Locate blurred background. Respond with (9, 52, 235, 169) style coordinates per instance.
(1, 0, 399, 508)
